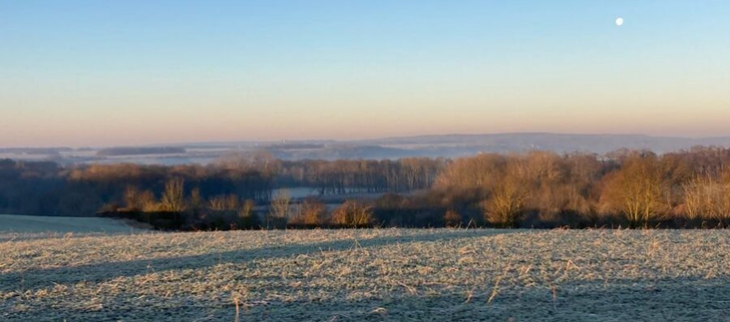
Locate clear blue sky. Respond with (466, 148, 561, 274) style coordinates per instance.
(1, 0, 729, 147)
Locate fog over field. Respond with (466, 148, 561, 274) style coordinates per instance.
(1, 228, 729, 321)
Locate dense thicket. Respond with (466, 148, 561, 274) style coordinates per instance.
(4, 147, 730, 229)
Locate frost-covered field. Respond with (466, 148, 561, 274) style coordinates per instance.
(1, 228, 729, 321)
(0, 214, 137, 236)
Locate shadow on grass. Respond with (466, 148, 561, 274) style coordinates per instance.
(3, 274, 729, 321)
(234, 275, 730, 322)
(0, 229, 515, 293)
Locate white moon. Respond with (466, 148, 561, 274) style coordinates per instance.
(615, 17, 624, 26)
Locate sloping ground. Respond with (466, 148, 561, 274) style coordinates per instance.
(0, 214, 137, 234)
(1, 229, 729, 321)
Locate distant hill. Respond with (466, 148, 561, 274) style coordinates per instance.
(4, 133, 730, 164)
(354, 133, 730, 156)
(211, 133, 730, 160)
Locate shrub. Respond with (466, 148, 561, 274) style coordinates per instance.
(443, 209, 462, 227)
(289, 198, 328, 227)
(331, 201, 374, 228)
(237, 199, 259, 229)
(160, 178, 186, 212)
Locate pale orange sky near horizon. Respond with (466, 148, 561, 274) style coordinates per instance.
(2, 1, 729, 147)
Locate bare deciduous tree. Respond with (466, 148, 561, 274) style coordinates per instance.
(188, 188, 203, 212)
(289, 198, 327, 226)
(483, 174, 527, 228)
(267, 189, 291, 228)
(123, 186, 157, 212)
(601, 154, 664, 225)
(331, 201, 374, 227)
(237, 199, 258, 228)
(683, 175, 730, 220)
(160, 178, 186, 212)
(208, 195, 227, 210)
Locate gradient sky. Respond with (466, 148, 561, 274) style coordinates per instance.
(1, 0, 729, 147)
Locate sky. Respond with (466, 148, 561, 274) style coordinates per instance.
(1, 0, 729, 147)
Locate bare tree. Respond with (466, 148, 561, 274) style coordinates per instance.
(331, 201, 374, 227)
(188, 188, 203, 213)
(160, 178, 186, 212)
(290, 198, 327, 226)
(237, 199, 258, 229)
(483, 174, 527, 228)
(601, 154, 664, 225)
(209, 195, 228, 210)
(267, 189, 291, 228)
(123, 185, 157, 212)
(225, 194, 240, 210)
(683, 175, 730, 220)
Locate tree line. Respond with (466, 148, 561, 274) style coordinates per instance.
(0, 156, 443, 218)
(426, 147, 730, 228)
(4, 147, 730, 229)
(276, 158, 445, 194)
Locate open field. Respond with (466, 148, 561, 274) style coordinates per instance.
(2, 228, 730, 321)
(0, 215, 138, 239)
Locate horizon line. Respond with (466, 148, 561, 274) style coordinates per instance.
(4, 131, 730, 149)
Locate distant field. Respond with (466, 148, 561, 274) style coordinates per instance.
(1, 228, 729, 321)
(0, 214, 137, 234)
